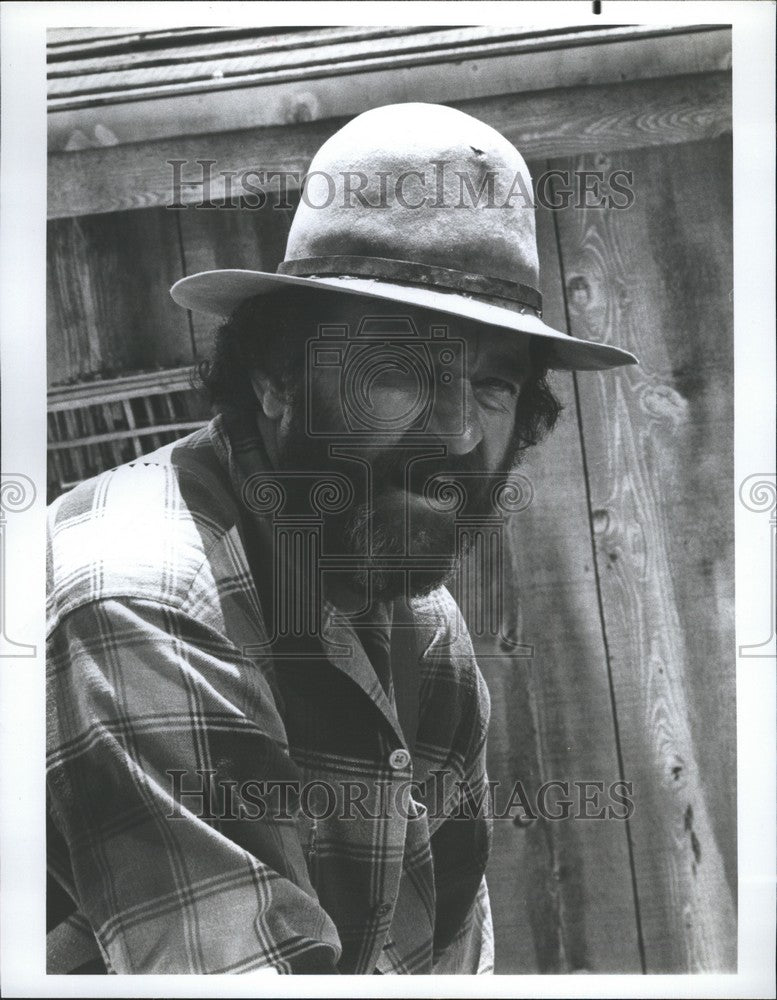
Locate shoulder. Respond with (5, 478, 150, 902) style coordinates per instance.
(413, 586, 491, 762)
(47, 421, 243, 632)
(411, 586, 471, 656)
(412, 586, 486, 696)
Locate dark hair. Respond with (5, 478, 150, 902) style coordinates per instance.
(197, 288, 563, 454)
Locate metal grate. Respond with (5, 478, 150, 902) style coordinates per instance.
(47, 367, 211, 503)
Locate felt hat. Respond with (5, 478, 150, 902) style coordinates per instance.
(170, 102, 637, 371)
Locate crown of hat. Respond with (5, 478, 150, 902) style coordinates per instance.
(283, 103, 540, 291)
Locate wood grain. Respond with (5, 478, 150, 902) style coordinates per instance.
(48, 29, 730, 153)
(47, 27, 578, 97)
(49, 26, 726, 102)
(551, 137, 736, 972)
(47, 365, 201, 408)
(175, 193, 296, 357)
(48, 72, 731, 218)
(47, 208, 195, 386)
(459, 197, 642, 972)
(47, 26, 420, 73)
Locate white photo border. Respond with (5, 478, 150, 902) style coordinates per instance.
(1, 2, 773, 997)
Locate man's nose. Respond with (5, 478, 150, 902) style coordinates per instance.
(424, 377, 483, 454)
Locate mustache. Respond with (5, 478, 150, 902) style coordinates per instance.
(373, 445, 512, 504)
(374, 441, 492, 489)
(278, 410, 517, 510)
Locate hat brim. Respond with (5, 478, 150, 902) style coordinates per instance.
(170, 269, 638, 372)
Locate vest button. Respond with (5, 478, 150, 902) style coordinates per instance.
(375, 902, 392, 916)
(388, 748, 410, 770)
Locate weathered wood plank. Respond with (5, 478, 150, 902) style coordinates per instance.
(463, 196, 641, 972)
(47, 365, 200, 408)
(47, 209, 195, 385)
(46, 26, 418, 61)
(47, 421, 206, 450)
(175, 194, 296, 357)
(49, 26, 723, 102)
(47, 25, 730, 150)
(47, 26, 416, 69)
(551, 137, 736, 972)
(48, 72, 732, 217)
(47, 26, 146, 47)
(48, 26, 563, 85)
(49, 29, 731, 154)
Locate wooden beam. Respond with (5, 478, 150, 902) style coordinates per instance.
(47, 26, 731, 151)
(48, 72, 732, 219)
(47, 421, 206, 449)
(47, 366, 199, 408)
(48, 26, 428, 77)
(49, 26, 720, 104)
(46, 25, 395, 60)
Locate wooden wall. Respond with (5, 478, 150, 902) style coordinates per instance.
(469, 136, 735, 973)
(46, 28, 735, 975)
(47, 196, 296, 385)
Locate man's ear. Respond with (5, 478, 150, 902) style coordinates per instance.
(250, 372, 286, 420)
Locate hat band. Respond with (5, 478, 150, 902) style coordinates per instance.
(277, 255, 543, 317)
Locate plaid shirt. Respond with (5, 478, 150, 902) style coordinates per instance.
(46, 413, 494, 975)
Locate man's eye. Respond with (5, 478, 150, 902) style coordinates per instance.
(474, 377, 518, 396)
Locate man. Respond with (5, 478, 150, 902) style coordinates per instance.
(46, 103, 636, 975)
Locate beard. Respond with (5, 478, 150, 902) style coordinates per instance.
(272, 396, 520, 605)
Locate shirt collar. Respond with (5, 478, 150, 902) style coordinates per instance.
(208, 410, 408, 745)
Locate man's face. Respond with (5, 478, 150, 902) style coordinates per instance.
(267, 298, 531, 601)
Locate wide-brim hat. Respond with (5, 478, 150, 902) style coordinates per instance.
(171, 103, 637, 372)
